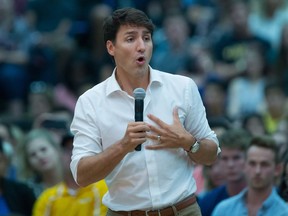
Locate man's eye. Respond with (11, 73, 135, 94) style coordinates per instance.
(144, 36, 151, 41)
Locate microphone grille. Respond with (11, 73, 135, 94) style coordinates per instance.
(133, 88, 146, 100)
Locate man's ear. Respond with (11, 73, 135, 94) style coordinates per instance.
(275, 162, 284, 177)
(106, 40, 115, 56)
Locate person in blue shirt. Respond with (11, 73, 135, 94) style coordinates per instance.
(198, 128, 251, 216)
(212, 135, 288, 216)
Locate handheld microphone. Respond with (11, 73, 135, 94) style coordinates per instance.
(133, 88, 146, 151)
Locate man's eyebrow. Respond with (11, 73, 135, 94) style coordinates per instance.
(124, 31, 137, 35)
(124, 29, 151, 35)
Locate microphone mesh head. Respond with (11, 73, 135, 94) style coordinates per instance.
(133, 88, 146, 100)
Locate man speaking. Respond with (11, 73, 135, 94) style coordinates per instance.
(70, 7, 220, 216)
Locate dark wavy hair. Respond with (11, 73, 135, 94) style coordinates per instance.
(102, 7, 155, 45)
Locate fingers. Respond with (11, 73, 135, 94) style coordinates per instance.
(147, 113, 166, 128)
(122, 122, 150, 151)
(148, 106, 180, 126)
(127, 122, 150, 133)
(173, 106, 180, 124)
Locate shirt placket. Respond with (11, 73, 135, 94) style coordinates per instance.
(145, 149, 162, 208)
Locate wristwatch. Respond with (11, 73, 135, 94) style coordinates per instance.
(187, 140, 200, 153)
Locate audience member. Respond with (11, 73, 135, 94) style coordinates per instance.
(198, 128, 251, 216)
(212, 0, 271, 83)
(262, 82, 287, 134)
(202, 79, 229, 120)
(17, 128, 63, 197)
(248, 0, 288, 56)
(242, 112, 267, 137)
(151, 13, 191, 74)
(194, 116, 231, 196)
(0, 137, 36, 216)
(32, 106, 73, 143)
(273, 115, 288, 164)
(0, 0, 34, 117)
(180, 39, 220, 95)
(226, 46, 267, 121)
(198, 158, 226, 199)
(53, 51, 97, 113)
(32, 133, 108, 216)
(26, 81, 55, 120)
(86, 4, 113, 67)
(0, 121, 24, 179)
(26, 0, 78, 82)
(274, 22, 288, 95)
(212, 135, 288, 216)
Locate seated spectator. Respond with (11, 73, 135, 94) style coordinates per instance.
(226, 45, 267, 122)
(212, 135, 288, 216)
(242, 112, 267, 137)
(32, 133, 108, 216)
(262, 82, 287, 134)
(17, 128, 63, 197)
(248, 0, 288, 56)
(202, 79, 230, 121)
(0, 121, 24, 179)
(0, 137, 36, 215)
(0, 0, 34, 117)
(25, 0, 78, 84)
(32, 107, 73, 144)
(198, 128, 251, 216)
(27, 81, 55, 120)
(150, 13, 191, 74)
(273, 22, 288, 96)
(211, 0, 271, 83)
(54, 51, 97, 113)
(199, 158, 227, 199)
(194, 116, 231, 196)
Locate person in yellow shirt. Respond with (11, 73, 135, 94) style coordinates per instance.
(33, 133, 108, 216)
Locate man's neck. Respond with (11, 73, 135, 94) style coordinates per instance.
(246, 186, 273, 205)
(245, 186, 273, 216)
(115, 68, 150, 96)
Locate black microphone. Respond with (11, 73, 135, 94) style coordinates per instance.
(133, 88, 146, 151)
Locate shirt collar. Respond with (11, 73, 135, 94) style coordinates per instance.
(240, 187, 278, 209)
(105, 66, 163, 97)
(262, 187, 278, 209)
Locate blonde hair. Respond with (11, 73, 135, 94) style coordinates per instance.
(17, 128, 61, 181)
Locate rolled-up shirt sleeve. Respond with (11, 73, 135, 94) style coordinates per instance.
(70, 92, 102, 184)
(184, 79, 220, 154)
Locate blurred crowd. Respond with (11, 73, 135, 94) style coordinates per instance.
(1, 0, 288, 215)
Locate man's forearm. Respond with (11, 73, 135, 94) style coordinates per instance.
(187, 139, 218, 165)
(76, 142, 128, 187)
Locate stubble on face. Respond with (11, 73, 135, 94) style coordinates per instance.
(245, 146, 278, 190)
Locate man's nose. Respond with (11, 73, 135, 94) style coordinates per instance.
(137, 38, 145, 52)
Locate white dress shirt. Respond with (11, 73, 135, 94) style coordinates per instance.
(70, 66, 219, 211)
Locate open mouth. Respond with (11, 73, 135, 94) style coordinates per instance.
(137, 57, 145, 64)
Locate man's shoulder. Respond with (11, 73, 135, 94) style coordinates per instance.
(151, 68, 196, 91)
(270, 191, 288, 212)
(212, 193, 244, 216)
